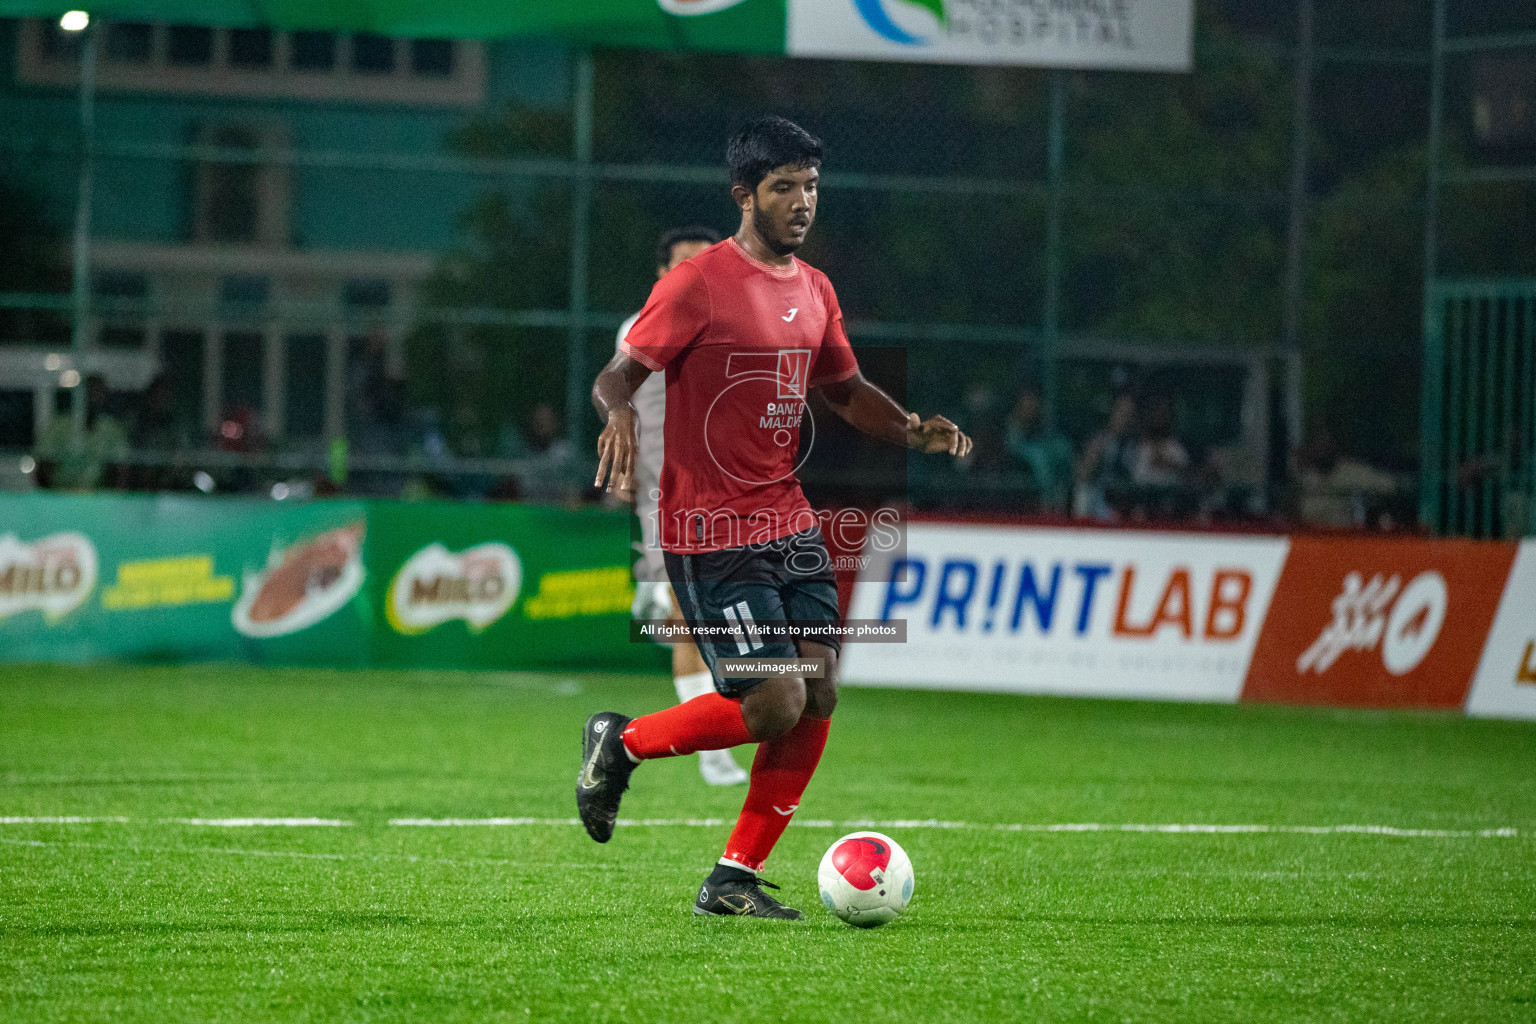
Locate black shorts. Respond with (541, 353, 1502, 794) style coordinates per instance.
(664, 526, 841, 698)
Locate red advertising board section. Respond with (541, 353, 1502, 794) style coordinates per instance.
(1241, 537, 1516, 710)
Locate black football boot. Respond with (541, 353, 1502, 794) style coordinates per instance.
(693, 863, 803, 919)
(575, 712, 635, 843)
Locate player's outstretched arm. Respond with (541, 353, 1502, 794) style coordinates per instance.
(592, 352, 653, 499)
(818, 372, 972, 458)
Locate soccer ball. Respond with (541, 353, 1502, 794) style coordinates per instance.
(817, 831, 914, 927)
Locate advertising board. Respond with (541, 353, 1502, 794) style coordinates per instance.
(841, 523, 1288, 701)
(1240, 537, 1516, 710)
(1465, 540, 1536, 719)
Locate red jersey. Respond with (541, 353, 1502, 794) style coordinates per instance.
(620, 238, 860, 553)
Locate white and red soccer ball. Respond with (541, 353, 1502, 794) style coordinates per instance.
(817, 831, 914, 927)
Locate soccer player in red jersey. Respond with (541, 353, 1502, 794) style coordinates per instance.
(577, 116, 971, 918)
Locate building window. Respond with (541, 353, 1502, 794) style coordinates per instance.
(220, 276, 271, 306)
(104, 22, 154, 63)
(352, 33, 395, 75)
(290, 31, 336, 72)
(343, 279, 392, 308)
(410, 39, 454, 78)
(98, 327, 147, 349)
(200, 126, 263, 243)
(19, 20, 486, 106)
(167, 26, 214, 67)
(94, 271, 150, 300)
(38, 21, 82, 60)
(227, 27, 273, 69)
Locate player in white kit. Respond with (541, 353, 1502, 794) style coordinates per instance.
(617, 225, 747, 786)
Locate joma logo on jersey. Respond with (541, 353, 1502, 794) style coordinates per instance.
(777, 349, 810, 399)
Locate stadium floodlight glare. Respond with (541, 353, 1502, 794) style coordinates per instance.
(59, 10, 89, 31)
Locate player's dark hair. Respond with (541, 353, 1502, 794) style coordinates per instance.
(727, 116, 823, 192)
(656, 225, 722, 268)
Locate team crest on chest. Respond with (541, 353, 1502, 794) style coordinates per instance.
(777, 350, 811, 399)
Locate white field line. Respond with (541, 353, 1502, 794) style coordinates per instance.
(0, 816, 351, 826)
(170, 818, 353, 827)
(385, 817, 1520, 839)
(0, 816, 130, 824)
(0, 817, 1520, 838)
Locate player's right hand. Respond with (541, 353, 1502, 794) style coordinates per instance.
(907, 412, 973, 458)
(595, 405, 639, 500)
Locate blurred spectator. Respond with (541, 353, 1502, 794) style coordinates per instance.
(1197, 441, 1264, 522)
(505, 402, 578, 504)
(1293, 430, 1398, 529)
(1127, 394, 1193, 519)
(213, 401, 264, 493)
(1074, 392, 1137, 521)
(124, 375, 183, 492)
(347, 325, 390, 429)
(1003, 385, 1073, 512)
(956, 381, 1004, 476)
(34, 374, 128, 491)
(349, 375, 411, 497)
(132, 375, 181, 450)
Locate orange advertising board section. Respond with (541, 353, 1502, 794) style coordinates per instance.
(1240, 537, 1517, 710)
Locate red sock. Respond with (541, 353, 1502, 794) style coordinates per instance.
(721, 715, 831, 873)
(621, 693, 755, 760)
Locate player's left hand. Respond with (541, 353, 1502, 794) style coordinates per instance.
(907, 412, 972, 458)
(595, 406, 639, 500)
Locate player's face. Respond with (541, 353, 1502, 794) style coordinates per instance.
(752, 164, 818, 256)
(657, 239, 713, 280)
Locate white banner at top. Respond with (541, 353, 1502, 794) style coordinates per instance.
(787, 0, 1194, 72)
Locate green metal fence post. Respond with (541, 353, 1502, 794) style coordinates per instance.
(1281, 0, 1313, 458)
(1418, 0, 1449, 533)
(1041, 68, 1067, 428)
(68, 20, 98, 452)
(566, 50, 595, 449)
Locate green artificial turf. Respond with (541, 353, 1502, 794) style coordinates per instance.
(2, 664, 1533, 1022)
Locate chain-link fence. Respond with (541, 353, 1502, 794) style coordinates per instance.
(0, 1, 1532, 530)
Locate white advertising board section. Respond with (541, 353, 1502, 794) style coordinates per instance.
(841, 524, 1288, 702)
(1465, 540, 1536, 719)
(788, 0, 1195, 72)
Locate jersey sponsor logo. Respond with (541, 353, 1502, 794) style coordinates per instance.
(657, 0, 750, 15)
(385, 542, 522, 635)
(776, 349, 810, 398)
(232, 523, 366, 639)
(782, 307, 799, 323)
(704, 351, 818, 488)
(0, 532, 97, 623)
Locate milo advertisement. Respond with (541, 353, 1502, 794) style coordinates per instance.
(0, 494, 656, 672)
(367, 501, 658, 671)
(0, 494, 371, 665)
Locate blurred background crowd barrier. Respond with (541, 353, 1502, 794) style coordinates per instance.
(0, 1, 1532, 536)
